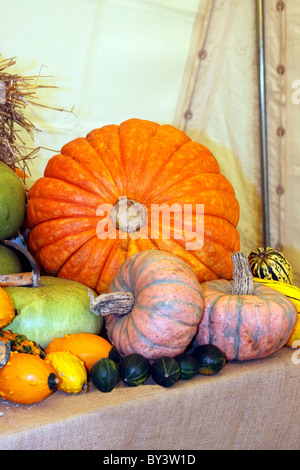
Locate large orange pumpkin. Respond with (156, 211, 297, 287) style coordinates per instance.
(26, 118, 240, 293)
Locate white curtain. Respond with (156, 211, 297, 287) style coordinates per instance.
(174, 0, 263, 261)
(265, 0, 300, 287)
(1, 0, 299, 285)
(175, 0, 300, 286)
(1, 0, 200, 182)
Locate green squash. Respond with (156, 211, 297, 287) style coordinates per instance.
(0, 162, 27, 241)
(2, 277, 103, 349)
(151, 356, 181, 388)
(0, 244, 23, 274)
(91, 358, 119, 393)
(174, 353, 199, 380)
(192, 344, 226, 376)
(119, 353, 150, 387)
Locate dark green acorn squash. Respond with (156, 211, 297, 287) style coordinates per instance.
(91, 358, 119, 392)
(192, 344, 226, 376)
(151, 356, 180, 388)
(119, 353, 150, 387)
(174, 353, 199, 380)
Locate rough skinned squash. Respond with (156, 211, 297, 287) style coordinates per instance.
(26, 118, 240, 293)
(0, 330, 45, 357)
(0, 352, 60, 404)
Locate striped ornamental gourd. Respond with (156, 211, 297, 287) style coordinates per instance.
(248, 247, 293, 284)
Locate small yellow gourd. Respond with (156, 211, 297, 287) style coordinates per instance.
(45, 350, 87, 394)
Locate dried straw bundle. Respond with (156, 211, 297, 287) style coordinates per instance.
(0, 55, 70, 176)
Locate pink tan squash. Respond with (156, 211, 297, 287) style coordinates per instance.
(195, 251, 298, 361)
(90, 250, 204, 361)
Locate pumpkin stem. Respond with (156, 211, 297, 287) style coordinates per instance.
(110, 197, 147, 233)
(0, 271, 38, 287)
(88, 289, 135, 317)
(231, 251, 254, 295)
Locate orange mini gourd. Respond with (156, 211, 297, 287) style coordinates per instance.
(0, 288, 16, 329)
(26, 118, 240, 294)
(45, 332, 115, 373)
(0, 352, 60, 404)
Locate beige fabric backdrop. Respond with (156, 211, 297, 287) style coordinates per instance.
(1, 0, 299, 285)
(174, 0, 263, 261)
(261, 0, 300, 287)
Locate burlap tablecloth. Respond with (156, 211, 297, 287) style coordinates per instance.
(0, 347, 299, 450)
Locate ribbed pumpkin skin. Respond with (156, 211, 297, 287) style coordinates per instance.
(26, 118, 240, 294)
(106, 250, 204, 360)
(195, 280, 298, 361)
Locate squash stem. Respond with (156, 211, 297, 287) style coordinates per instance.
(88, 290, 135, 317)
(231, 251, 254, 295)
(110, 197, 147, 233)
